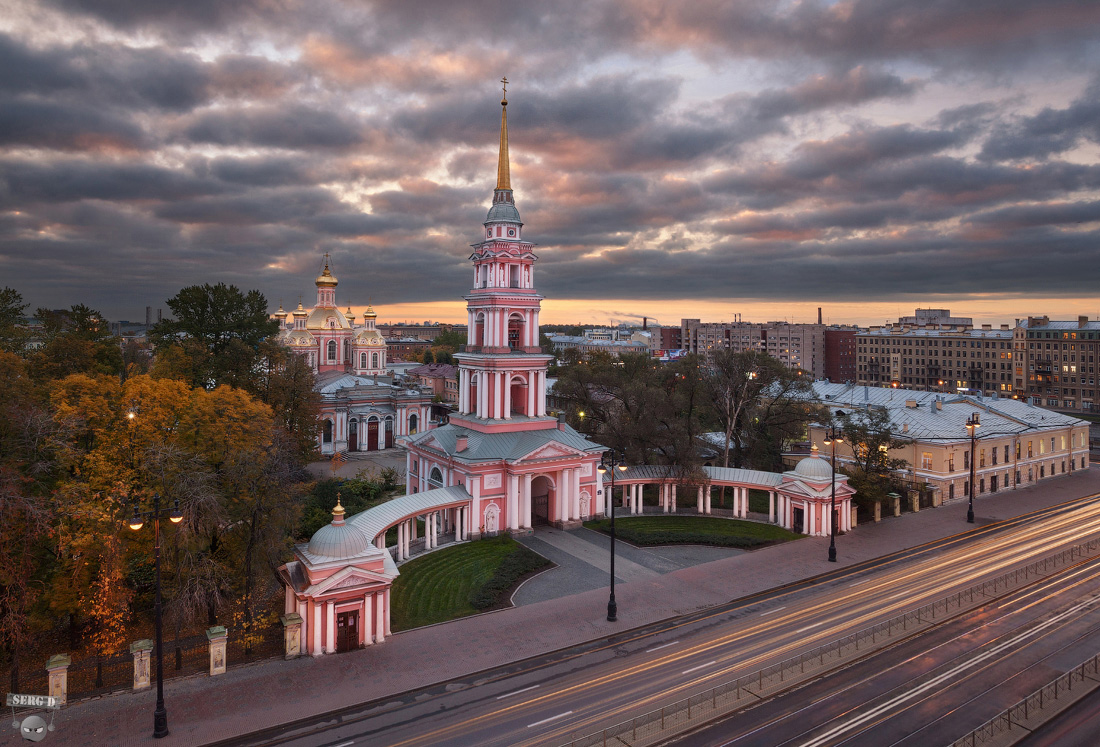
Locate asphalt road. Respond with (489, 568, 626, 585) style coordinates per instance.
(220, 491, 1100, 747)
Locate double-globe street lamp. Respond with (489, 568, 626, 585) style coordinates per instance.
(966, 412, 981, 524)
(822, 410, 846, 563)
(597, 450, 628, 622)
(128, 493, 183, 739)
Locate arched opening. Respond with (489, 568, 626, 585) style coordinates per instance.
(348, 418, 358, 451)
(409, 413, 419, 435)
(475, 313, 486, 347)
(366, 416, 379, 451)
(327, 340, 337, 361)
(508, 313, 525, 350)
(429, 467, 443, 488)
(509, 264, 520, 288)
(384, 417, 394, 448)
(372, 352, 379, 369)
(531, 475, 554, 526)
(360, 352, 367, 369)
(343, 338, 350, 363)
(509, 373, 528, 416)
(322, 419, 333, 444)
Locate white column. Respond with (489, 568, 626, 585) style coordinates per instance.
(396, 522, 404, 561)
(405, 453, 414, 495)
(559, 470, 570, 523)
(508, 474, 520, 530)
(363, 594, 373, 645)
(523, 474, 533, 528)
(573, 468, 582, 520)
(503, 371, 512, 419)
(470, 477, 481, 537)
(672, 484, 678, 512)
(697, 486, 704, 513)
(527, 372, 536, 416)
(769, 491, 775, 522)
(537, 371, 546, 416)
(374, 592, 385, 643)
(312, 602, 322, 656)
(458, 369, 467, 414)
(325, 600, 336, 654)
(384, 588, 391, 636)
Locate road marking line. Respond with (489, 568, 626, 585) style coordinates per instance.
(497, 685, 539, 700)
(528, 711, 573, 728)
(332, 742, 355, 747)
(683, 660, 717, 675)
(849, 579, 872, 587)
(885, 591, 909, 601)
(646, 641, 679, 653)
(760, 607, 787, 616)
(796, 621, 826, 633)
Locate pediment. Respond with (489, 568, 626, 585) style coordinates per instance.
(309, 565, 392, 596)
(522, 442, 583, 461)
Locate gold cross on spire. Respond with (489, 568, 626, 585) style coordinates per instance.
(501, 76, 508, 100)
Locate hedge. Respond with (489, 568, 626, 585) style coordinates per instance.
(468, 544, 552, 610)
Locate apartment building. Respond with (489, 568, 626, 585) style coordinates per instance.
(854, 309, 1014, 396)
(681, 318, 825, 377)
(1016, 316, 1100, 413)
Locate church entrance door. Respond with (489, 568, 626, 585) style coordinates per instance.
(531, 476, 552, 526)
(367, 420, 379, 451)
(348, 420, 358, 452)
(336, 611, 358, 653)
(792, 506, 805, 534)
(385, 418, 394, 448)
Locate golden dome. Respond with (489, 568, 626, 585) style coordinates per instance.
(315, 265, 338, 287)
(292, 301, 308, 317)
(364, 305, 377, 319)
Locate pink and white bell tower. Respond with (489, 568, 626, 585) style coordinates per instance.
(454, 79, 552, 424)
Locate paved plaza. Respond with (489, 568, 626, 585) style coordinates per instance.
(10, 468, 1100, 747)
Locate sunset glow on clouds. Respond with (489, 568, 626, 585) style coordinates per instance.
(1, 0, 1099, 327)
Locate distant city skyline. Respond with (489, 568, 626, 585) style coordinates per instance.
(3, 1, 1099, 324)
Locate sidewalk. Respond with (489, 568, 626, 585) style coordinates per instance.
(12, 469, 1100, 747)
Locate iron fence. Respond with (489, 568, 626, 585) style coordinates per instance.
(951, 652, 1100, 746)
(559, 537, 1100, 747)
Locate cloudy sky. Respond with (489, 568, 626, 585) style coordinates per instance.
(2, 0, 1099, 328)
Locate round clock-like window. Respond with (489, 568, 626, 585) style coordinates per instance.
(508, 228, 516, 236)
(487, 229, 492, 238)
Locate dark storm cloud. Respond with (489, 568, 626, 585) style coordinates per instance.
(745, 67, 918, 122)
(964, 200, 1100, 230)
(181, 104, 369, 150)
(42, 0, 277, 32)
(980, 79, 1100, 161)
(155, 188, 343, 225)
(0, 158, 226, 204)
(0, 96, 147, 150)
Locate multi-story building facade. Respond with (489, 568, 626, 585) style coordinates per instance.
(854, 309, 1014, 396)
(810, 382, 1090, 504)
(681, 319, 825, 376)
(824, 327, 858, 383)
(1017, 316, 1100, 413)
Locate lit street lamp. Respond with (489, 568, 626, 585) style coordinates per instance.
(966, 412, 980, 524)
(129, 493, 183, 739)
(823, 410, 845, 563)
(597, 451, 628, 622)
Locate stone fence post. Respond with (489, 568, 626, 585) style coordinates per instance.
(46, 654, 71, 705)
(207, 626, 227, 676)
(281, 613, 303, 660)
(130, 639, 153, 691)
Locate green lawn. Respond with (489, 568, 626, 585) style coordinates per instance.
(584, 515, 800, 548)
(390, 535, 542, 631)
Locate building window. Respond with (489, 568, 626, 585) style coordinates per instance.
(360, 352, 367, 368)
(921, 452, 932, 470)
(372, 352, 379, 369)
(980, 449, 986, 468)
(322, 420, 333, 444)
(1004, 445, 1010, 463)
(328, 340, 337, 361)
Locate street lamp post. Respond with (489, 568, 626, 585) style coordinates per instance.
(966, 412, 980, 524)
(129, 493, 183, 739)
(597, 451, 628, 622)
(823, 411, 845, 563)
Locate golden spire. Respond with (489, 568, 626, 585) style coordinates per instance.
(496, 76, 511, 191)
(333, 492, 345, 518)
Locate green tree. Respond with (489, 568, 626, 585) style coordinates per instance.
(150, 284, 278, 390)
(28, 305, 122, 380)
(0, 287, 28, 353)
(704, 350, 819, 472)
(432, 328, 465, 349)
(837, 407, 910, 507)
